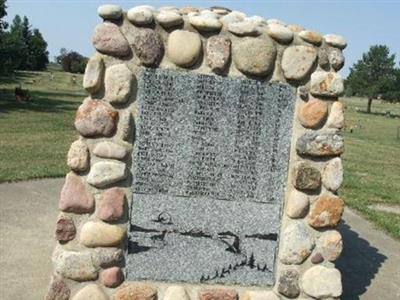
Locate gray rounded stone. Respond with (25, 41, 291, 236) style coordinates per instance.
(324, 34, 347, 49)
(266, 19, 286, 26)
(83, 54, 104, 94)
(329, 48, 345, 70)
(92, 23, 130, 57)
(87, 161, 127, 187)
(278, 269, 300, 298)
(97, 4, 122, 20)
(105, 64, 133, 104)
(227, 19, 261, 36)
(296, 130, 344, 157)
(132, 28, 164, 66)
(299, 30, 322, 45)
(220, 11, 246, 25)
(206, 36, 231, 73)
(189, 15, 222, 32)
(67, 140, 89, 172)
(72, 284, 108, 300)
(156, 11, 183, 28)
(322, 157, 343, 192)
(301, 266, 342, 298)
(292, 162, 321, 191)
(327, 101, 344, 129)
(286, 189, 310, 218)
(93, 141, 128, 160)
(53, 249, 98, 281)
(167, 30, 202, 67)
(233, 37, 276, 76)
(282, 45, 317, 80)
(127, 7, 154, 25)
(267, 23, 293, 43)
(91, 247, 124, 269)
(280, 221, 314, 264)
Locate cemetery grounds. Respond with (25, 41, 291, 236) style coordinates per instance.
(0, 71, 399, 240)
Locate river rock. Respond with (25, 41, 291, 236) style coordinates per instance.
(55, 216, 76, 242)
(59, 172, 94, 213)
(327, 101, 344, 129)
(156, 11, 183, 28)
(67, 140, 89, 172)
(189, 15, 222, 32)
(127, 7, 153, 25)
(309, 194, 344, 228)
(167, 30, 202, 67)
(83, 54, 104, 94)
(75, 98, 118, 137)
(164, 286, 190, 300)
(100, 267, 124, 288)
(242, 291, 279, 300)
(324, 34, 347, 49)
(132, 28, 163, 66)
(199, 289, 238, 300)
(206, 36, 231, 73)
(97, 187, 126, 221)
(299, 30, 322, 45)
(72, 284, 108, 300)
(220, 11, 246, 25)
(227, 19, 261, 36)
(301, 266, 342, 298)
(53, 249, 97, 281)
(87, 161, 127, 187)
(282, 45, 317, 80)
(45, 274, 70, 300)
(97, 4, 122, 20)
(310, 71, 344, 97)
(93, 141, 128, 160)
(329, 48, 345, 70)
(92, 23, 130, 57)
(115, 284, 157, 300)
(287, 24, 304, 32)
(80, 221, 126, 247)
(280, 221, 314, 264)
(322, 157, 343, 192)
(286, 189, 310, 218)
(298, 98, 328, 129)
(91, 247, 124, 269)
(292, 162, 321, 191)
(278, 269, 300, 298)
(233, 37, 276, 76)
(296, 130, 344, 157)
(105, 64, 133, 104)
(316, 230, 343, 261)
(267, 23, 293, 43)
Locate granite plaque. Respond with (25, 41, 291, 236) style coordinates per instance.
(127, 69, 296, 286)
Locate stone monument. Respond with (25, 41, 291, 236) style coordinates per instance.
(47, 4, 346, 300)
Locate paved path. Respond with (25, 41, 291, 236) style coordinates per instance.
(0, 179, 399, 300)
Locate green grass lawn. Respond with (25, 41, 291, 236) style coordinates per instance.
(0, 70, 86, 182)
(341, 97, 400, 240)
(0, 71, 399, 239)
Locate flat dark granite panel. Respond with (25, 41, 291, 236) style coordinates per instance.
(127, 68, 296, 286)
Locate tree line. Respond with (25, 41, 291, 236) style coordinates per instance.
(0, 0, 49, 74)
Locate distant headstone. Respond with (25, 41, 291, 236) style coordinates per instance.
(127, 69, 296, 286)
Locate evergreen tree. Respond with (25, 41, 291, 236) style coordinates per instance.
(30, 29, 49, 70)
(346, 45, 397, 112)
(0, 0, 7, 32)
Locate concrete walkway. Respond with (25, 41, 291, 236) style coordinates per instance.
(0, 179, 399, 300)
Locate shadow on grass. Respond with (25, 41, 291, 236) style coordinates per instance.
(336, 222, 387, 300)
(356, 110, 400, 119)
(0, 89, 82, 113)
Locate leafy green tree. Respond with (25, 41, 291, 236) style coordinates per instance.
(347, 45, 397, 113)
(29, 29, 49, 70)
(56, 49, 88, 74)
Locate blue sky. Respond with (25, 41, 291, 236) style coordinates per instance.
(4, 0, 400, 77)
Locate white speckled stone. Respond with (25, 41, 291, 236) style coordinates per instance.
(301, 266, 342, 298)
(324, 34, 347, 49)
(87, 161, 127, 187)
(327, 101, 345, 129)
(227, 19, 261, 36)
(97, 4, 122, 20)
(72, 284, 108, 300)
(220, 11, 246, 25)
(322, 157, 343, 192)
(316, 230, 343, 261)
(80, 221, 126, 247)
(83, 54, 104, 94)
(156, 10, 183, 28)
(281, 45, 317, 80)
(93, 141, 128, 160)
(53, 249, 97, 281)
(127, 7, 154, 25)
(189, 15, 222, 32)
(164, 286, 189, 300)
(286, 189, 310, 219)
(280, 222, 314, 264)
(310, 71, 344, 97)
(104, 64, 133, 104)
(267, 23, 293, 43)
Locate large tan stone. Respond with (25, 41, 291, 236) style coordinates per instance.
(322, 157, 343, 192)
(301, 266, 342, 298)
(83, 54, 104, 94)
(298, 98, 328, 128)
(324, 34, 347, 49)
(167, 30, 202, 67)
(316, 230, 343, 261)
(199, 289, 238, 300)
(87, 161, 127, 188)
(115, 284, 157, 300)
(67, 140, 89, 172)
(282, 46, 317, 80)
(105, 64, 133, 104)
(327, 101, 344, 129)
(310, 71, 344, 97)
(286, 189, 310, 218)
(266, 23, 293, 43)
(299, 30, 322, 45)
(164, 286, 189, 300)
(80, 221, 126, 247)
(233, 37, 276, 76)
(309, 194, 344, 228)
(72, 284, 108, 300)
(280, 221, 314, 264)
(242, 291, 279, 300)
(93, 141, 128, 160)
(53, 249, 97, 281)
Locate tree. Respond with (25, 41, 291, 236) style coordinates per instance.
(0, 0, 7, 32)
(56, 49, 88, 74)
(346, 45, 397, 113)
(29, 29, 49, 70)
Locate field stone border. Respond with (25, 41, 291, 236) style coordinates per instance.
(46, 4, 347, 300)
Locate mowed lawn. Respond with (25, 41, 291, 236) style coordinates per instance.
(0, 71, 399, 239)
(0, 70, 86, 182)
